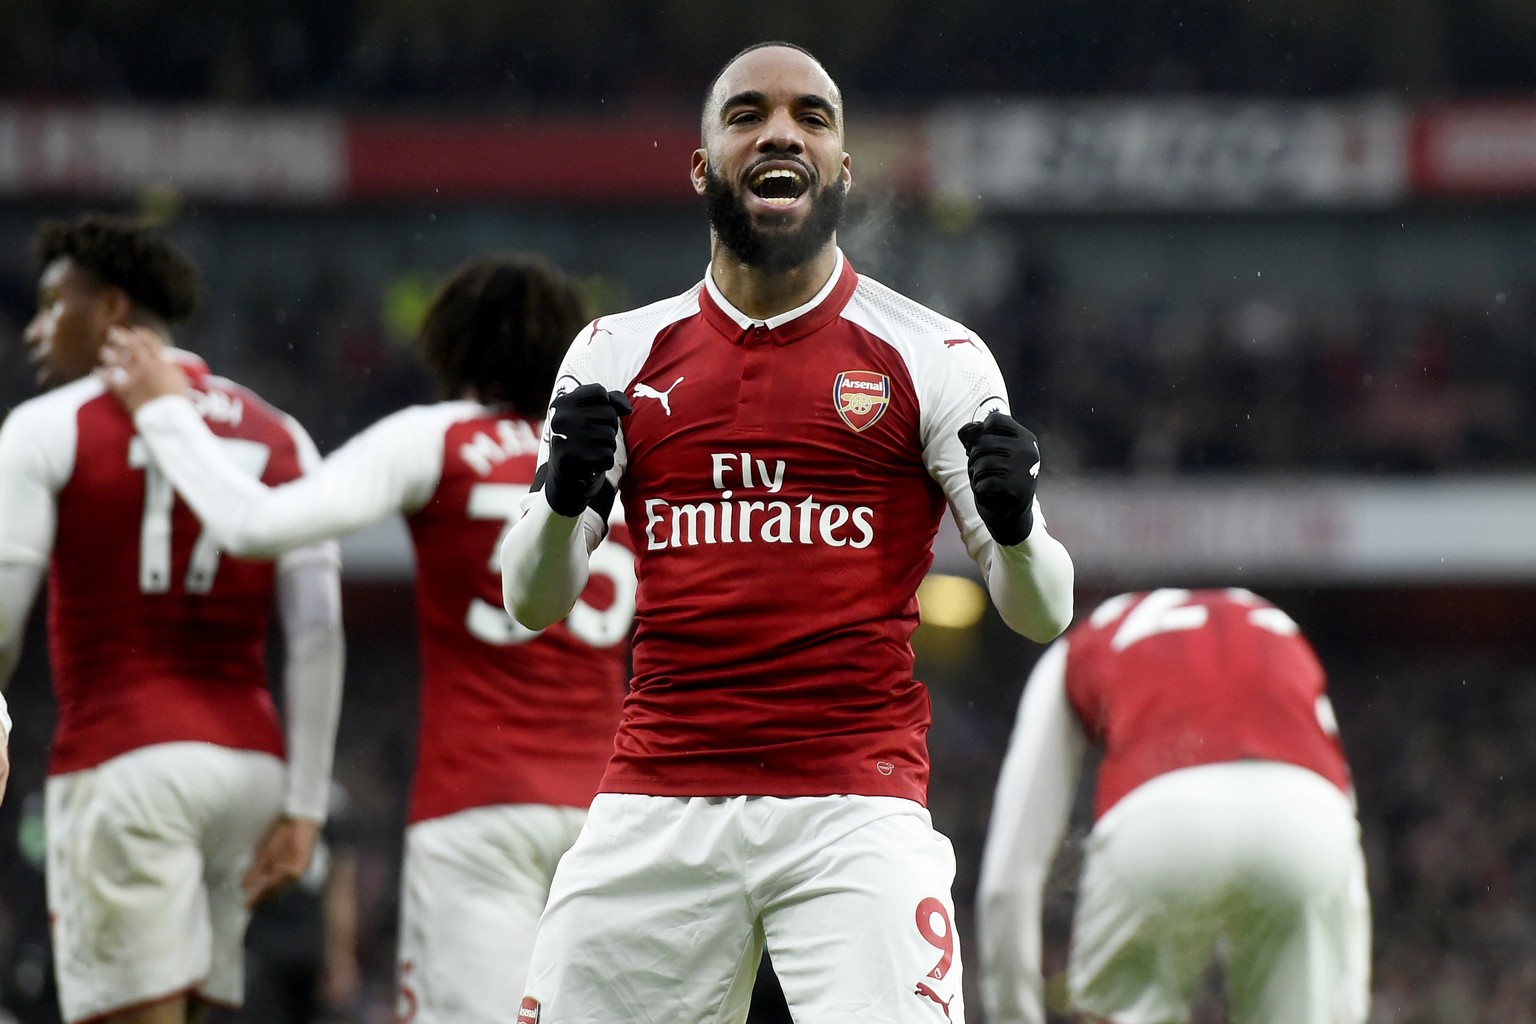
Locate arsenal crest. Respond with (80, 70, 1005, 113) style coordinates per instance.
(834, 370, 891, 432)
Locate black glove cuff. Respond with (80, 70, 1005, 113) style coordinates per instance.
(989, 504, 1035, 547)
(542, 477, 592, 518)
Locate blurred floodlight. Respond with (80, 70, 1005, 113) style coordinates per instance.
(917, 573, 987, 630)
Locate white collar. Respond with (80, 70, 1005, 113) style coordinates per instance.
(703, 249, 846, 331)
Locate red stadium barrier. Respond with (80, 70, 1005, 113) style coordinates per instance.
(1411, 101, 1536, 198)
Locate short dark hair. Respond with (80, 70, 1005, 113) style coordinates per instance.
(419, 254, 587, 414)
(32, 214, 200, 324)
(701, 40, 834, 129)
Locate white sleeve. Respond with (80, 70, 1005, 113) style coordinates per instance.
(920, 334, 1074, 642)
(132, 396, 444, 557)
(500, 331, 624, 630)
(500, 493, 608, 631)
(976, 640, 1088, 1024)
(0, 402, 65, 570)
(0, 402, 69, 693)
(273, 542, 344, 822)
(0, 563, 44, 696)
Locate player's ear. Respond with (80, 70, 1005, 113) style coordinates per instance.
(100, 285, 133, 324)
(691, 149, 710, 197)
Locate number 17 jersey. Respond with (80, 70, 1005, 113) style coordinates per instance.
(0, 358, 310, 776)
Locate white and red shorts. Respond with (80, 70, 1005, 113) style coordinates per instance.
(395, 803, 587, 1024)
(45, 742, 285, 1024)
(520, 793, 965, 1024)
(1069, 761, 1371, 1024)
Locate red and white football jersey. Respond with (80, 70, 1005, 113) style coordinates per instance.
(1064, 588, 1352, 819)
(544, 252, 1025, 804)
(405, 408, 633, 822)
(130, 395, 636, 824)
(0, 359, 307, 775)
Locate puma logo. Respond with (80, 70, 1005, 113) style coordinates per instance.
(942, 338, 977, 350)
(914, 982, 954, 1020)
(632, 376, 685, 416)
(586, 320, 613, 344)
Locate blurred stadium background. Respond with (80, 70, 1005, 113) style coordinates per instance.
(3, 2, 1536, 1022)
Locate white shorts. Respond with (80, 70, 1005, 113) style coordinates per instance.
(396, 803, 587, 1024)
(521, 793, 965, 1024)
(1069, 761, 1371, 1024)
(46, 742, 285, 1024)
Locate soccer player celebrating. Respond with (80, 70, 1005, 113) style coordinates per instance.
(100, 254, 636, 1024)
(0, 214, 344, 1024)
(499, 41, 1074, 1023)
(977, 588, 1371, 1024)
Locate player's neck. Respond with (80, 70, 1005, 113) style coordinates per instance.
(708, 242, 838, 322)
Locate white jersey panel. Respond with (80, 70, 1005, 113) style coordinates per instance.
(839, 279, 1012, 566)
(541, 289, 705, 495)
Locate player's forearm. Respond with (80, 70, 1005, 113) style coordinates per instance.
(136, 396, 385, 558)
(135, 395, 286, 554)
(983, 520, 1075, 642)
(500, 493, 604, 631)
(975, 880, 1050, 1024)
(277, 552, 345, 821)
(976, 835, 1053, 1024)
(0, 562, 44, 692)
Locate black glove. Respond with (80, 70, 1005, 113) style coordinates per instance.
(958, 412, 1039, 546)
(543, 383, 633, 517)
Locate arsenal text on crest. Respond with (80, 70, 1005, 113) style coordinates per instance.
(833, 370, 891, 433)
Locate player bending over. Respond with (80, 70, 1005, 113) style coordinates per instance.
(978, 587, 1371, 1024)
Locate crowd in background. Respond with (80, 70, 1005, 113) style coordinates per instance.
(7, 247, 1531, 476)
(5, 0, 1536, 107)
(974, 261, 1536, 474)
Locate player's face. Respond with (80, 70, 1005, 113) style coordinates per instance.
(694, 47, 853, 272)
(24, 258, 119, 388)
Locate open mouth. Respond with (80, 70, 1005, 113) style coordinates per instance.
(748, 166, 810, 206)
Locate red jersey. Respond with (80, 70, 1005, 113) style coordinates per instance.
(406, 408, 632, 822)
(2, 362, 307, 775)
(128, 395, 636, 824)
(1064, 588, 1352, 818)
(544, 253, 1024, 804)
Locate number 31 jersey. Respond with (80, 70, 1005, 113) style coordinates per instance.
(0, 357, 308, 776)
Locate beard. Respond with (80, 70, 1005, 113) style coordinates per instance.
(704, 166, 847, 273)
